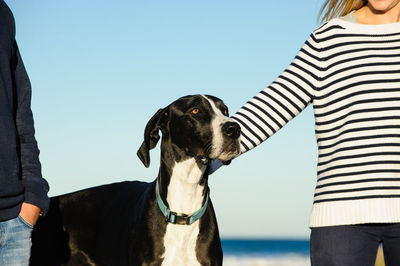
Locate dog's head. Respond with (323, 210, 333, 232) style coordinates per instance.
(137, 94, 241, 168)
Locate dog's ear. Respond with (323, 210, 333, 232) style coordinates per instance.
(137, 108, 169, 168)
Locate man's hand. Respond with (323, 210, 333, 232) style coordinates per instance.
(19, 202, 41, 226)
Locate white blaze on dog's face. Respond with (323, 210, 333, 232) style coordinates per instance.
(202, 95, 241, 162)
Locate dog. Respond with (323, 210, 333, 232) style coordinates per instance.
(30, 94, 241, 266)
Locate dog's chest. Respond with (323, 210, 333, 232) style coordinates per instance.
(160, 159, 204, 265)
(161, 223, 201, 266)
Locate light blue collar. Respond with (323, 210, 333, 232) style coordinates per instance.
(155, 180, 209, 225)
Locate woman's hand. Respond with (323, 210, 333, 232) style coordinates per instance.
(19, 202, 41, 226)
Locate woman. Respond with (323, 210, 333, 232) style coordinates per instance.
(215, 0, 400, 265)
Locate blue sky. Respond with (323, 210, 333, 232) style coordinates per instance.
(8, 0, 323, 238)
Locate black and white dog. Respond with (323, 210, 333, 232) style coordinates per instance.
(30, 95, 241, 266)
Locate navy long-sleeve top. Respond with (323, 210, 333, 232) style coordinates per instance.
(0, 0, 49, 221)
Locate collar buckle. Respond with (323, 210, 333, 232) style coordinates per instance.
(156, 180, 209, 225)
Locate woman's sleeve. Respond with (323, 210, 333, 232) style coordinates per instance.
(232, 33, 322, 154)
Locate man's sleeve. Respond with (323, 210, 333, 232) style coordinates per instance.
(12, 41, 50, 214)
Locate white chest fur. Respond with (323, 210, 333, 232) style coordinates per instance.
(161, 223, 201, 266)
(161, 158, 206, 266)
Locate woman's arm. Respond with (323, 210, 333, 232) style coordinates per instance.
(209, 33, 322, 174)
(233, 33, 322, 153)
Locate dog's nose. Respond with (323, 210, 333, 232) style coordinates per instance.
(222, 122, 241, 138)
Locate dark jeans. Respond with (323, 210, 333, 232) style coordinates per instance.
(310, 223, 400, 266)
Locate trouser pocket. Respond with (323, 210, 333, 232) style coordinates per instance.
(18, 215, 34, 229)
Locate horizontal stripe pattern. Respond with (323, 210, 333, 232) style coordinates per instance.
(232, 19, 400, 226)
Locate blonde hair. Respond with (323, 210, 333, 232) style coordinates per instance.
(319, 0, 367, 23)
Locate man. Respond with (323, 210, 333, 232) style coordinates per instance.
(0, 1, 50, 265)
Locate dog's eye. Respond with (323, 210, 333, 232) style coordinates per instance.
(223, 109, 229, 116)
(191, 108, 200, 115)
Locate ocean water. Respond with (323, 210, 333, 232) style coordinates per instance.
(222, 239, 310, 266)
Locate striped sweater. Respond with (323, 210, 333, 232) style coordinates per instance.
(231, 18, 400, 227)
